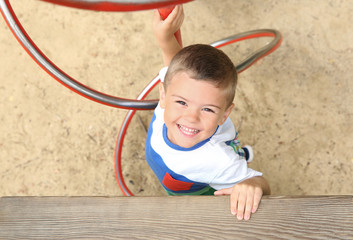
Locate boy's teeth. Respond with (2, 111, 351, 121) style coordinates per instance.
(178, 124, 199, 135)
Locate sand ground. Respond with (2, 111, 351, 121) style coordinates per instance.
(0, 0, 352, 197)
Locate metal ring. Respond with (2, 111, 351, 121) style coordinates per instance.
(1, 0, 283, 196)
(40, 0, 193, 12)
(1, 0, 282, 110)
(115, 31, 282, 196)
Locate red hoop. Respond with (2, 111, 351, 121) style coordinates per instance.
(40, 0, 193, 12)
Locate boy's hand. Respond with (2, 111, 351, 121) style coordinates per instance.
(214, 176, 269, 221)
(153, 5, 184, 65)
(153, 5, 184, 46)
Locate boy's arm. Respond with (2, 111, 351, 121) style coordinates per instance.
(214, 176, 270, 221)
(153, 5, 184, 66)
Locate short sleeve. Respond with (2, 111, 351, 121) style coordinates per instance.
(159, 66, 168, 83)
(209, 155, 262, 190)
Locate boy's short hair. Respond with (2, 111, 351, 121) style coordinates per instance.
(164, 44, 238, 107)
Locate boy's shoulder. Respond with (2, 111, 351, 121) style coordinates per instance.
(210, 117, 236, 145)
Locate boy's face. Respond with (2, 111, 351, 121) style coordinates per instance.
(159, 71, 234, 148)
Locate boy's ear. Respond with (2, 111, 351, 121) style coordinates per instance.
(219, 103, 234, 125)
(159, 82, 166, 109)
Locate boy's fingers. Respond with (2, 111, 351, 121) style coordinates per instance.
(173, 4, 182, 15)
(244, 192, 254, 220)
(214, 187, 232, 196)
(165, 5, 179, 22)
(230, 190, 239, 216)
(236, 193, 246, 220)
(252, 189, 263, 213)
(173, 4, 180, 12)
(178, 11, 184, 27)
(153, 9, 163, 22)
(176, 5, 184, 19)
(167, 5, 183, 23)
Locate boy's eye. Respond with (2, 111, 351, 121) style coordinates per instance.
(176, 100, 187, 106)
(203, 108, 215, 113)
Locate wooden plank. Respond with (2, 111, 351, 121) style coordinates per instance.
(0, 196, 352, 239)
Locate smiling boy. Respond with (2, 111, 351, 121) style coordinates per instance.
(145, 5, 270, 221)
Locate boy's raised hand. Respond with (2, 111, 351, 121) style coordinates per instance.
(214, 176, 270, 221)
(153, 5, 184, 65)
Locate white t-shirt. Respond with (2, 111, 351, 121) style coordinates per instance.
(144, 67, 262, 195)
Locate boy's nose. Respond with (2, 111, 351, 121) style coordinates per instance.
(184, 108, 199, 123)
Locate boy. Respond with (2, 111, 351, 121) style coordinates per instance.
(145, 5, 270, 221)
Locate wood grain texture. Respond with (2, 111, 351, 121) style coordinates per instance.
(0, 196, 352, 239)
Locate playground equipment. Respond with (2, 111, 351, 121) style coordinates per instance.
(0, 0, 282, 196)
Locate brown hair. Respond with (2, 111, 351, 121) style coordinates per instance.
(164, 44, 237, 107)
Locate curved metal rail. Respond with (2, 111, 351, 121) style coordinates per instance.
(40, 0, 193, 12)
(0, 0, 283, 196)
(116, 30, 282, 196)
(0, 0, 281, 110)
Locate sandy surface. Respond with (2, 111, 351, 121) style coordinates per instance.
(0, 0, 352, 197)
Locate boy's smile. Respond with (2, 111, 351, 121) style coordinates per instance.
(178, 124, 199, 136)
(159, 71, 234, 148)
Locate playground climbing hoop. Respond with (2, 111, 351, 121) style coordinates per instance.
(0, 0, 282, 196)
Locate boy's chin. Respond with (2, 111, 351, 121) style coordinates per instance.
(174, 137, 203, 149)
(171, 137, 197, 148)
(178, 143, 196, 148)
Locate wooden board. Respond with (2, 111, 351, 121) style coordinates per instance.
(0, 195, 352, 239)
